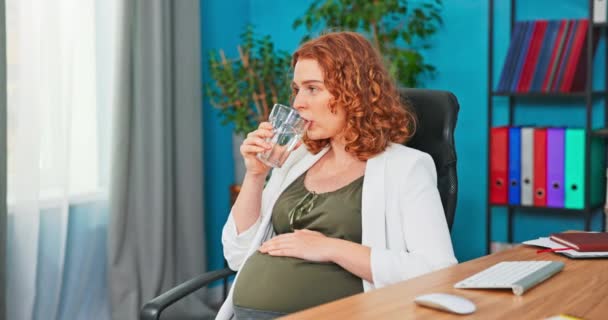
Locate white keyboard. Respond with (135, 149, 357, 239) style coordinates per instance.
(454, 261, 564, 296)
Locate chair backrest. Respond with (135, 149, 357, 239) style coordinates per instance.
(399, 88, 459, 230)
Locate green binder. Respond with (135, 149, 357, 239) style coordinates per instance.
(564, 129, 584, 209)
(564, 129, 606, 209)
(590, 136, 606, 207)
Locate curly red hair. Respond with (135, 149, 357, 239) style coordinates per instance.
(292, 31, 416, 160)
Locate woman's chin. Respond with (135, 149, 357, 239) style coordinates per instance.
(305, 129, 330, 141)
(306, 132, 321, 140)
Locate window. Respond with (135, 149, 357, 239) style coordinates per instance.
(5, 0, 113, 207)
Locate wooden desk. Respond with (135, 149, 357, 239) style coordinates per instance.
(282, 246, 608, 320)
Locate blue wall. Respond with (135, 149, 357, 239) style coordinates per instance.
(201, 0, 606, 269)
(201, 0, 249, 272)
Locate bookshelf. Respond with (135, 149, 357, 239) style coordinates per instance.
(493, 90, 608, 97)
(487, 0, 608, 254)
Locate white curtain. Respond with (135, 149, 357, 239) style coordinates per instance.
(6, 0, 116, 319)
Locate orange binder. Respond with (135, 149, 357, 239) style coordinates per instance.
(533, 128, 547, 206)
(490, 127, 509, 204)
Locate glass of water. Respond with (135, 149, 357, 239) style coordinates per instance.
(257, 103, 309, 168)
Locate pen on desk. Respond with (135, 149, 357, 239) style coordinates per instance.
(536, 247, 571, 254)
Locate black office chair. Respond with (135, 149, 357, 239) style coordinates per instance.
(140, 88, 459, 320)
(400, 88, 459, 230)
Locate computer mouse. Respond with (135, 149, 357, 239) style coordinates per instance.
(414, 293, 476, 315)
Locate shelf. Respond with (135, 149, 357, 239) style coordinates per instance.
(490, 204, 605, 213)
(492, 91, 608, 97)
(593, 22, 608, 28)
(593, 128, 608, 137)
(487, 1, 608, 251)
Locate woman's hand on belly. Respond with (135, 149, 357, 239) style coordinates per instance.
(259, 229, 373, 282)
(258, 229, 335, 262)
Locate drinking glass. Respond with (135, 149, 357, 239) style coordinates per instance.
(257, 103, 309, 168)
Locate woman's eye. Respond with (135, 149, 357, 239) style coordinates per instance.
(307, 86, 318, 93)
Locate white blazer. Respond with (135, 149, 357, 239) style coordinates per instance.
(217, 143, 457, 319)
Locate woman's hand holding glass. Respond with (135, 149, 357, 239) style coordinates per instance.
(256, 104, 308, 168)
(239, 122, 274, 176)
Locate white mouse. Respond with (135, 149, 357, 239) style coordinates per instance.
(414, 293, 476, 315)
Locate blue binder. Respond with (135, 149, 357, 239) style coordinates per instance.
(508, 127, 522, 204)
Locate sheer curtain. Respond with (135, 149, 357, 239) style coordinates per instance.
(6, 0, 116, 319)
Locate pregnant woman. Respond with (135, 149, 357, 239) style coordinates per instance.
(217, 31, 457, 320)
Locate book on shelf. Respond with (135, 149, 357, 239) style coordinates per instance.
(542, 20, 569, 92)
(551, 20, 576, 92)
(569, 20, 600, 92)
(510, 21, 534, 92)
(530, 21, 559, 92)
(497, 19, 598, 94)
(517, 21, 547, 92)
(497, 23, 524, 92)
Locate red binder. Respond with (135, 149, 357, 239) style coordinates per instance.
(490, 127, 509, 204)
(533, 128, 547, 206)
(517, 20, 548, 92)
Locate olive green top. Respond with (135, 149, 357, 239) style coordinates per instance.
(232, 172, 364, 313)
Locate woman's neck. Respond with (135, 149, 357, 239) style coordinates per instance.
(327, 138, 364, 167)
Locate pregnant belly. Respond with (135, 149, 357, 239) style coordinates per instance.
(232, 251, 363, 314)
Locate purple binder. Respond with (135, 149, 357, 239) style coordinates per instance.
(547, 128, 565, 207)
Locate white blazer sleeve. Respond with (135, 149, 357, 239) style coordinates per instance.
(370, 153, 457, 287)
(221, 212, 261, 270)
(221, 164, 287, 271)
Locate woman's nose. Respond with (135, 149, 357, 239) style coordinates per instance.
(292, 93, 306, 111)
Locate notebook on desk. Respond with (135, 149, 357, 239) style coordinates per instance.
(550, 232, 608, 252)
(523, 236, 608, 259)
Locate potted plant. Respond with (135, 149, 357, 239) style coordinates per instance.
(207, 25, 293, 137)
(206, 25, 293, 184)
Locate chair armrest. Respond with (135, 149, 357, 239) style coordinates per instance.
(140, 267, 236, 320)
